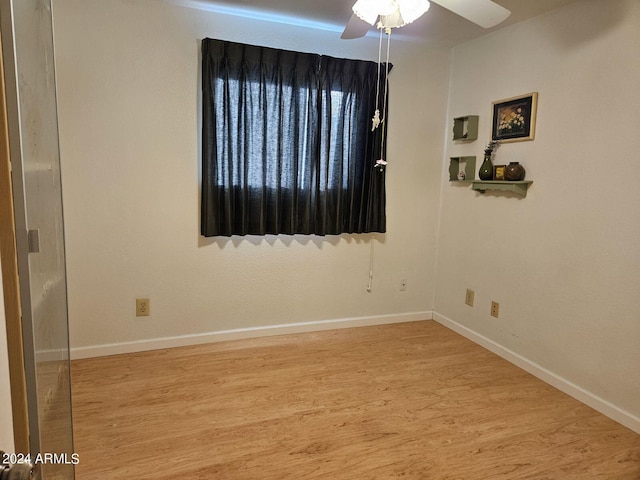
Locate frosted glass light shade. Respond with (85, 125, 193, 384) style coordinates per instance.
(398, 0, 430, 24)
(353, 0, 430, 27)
(353, 0, 396, 24)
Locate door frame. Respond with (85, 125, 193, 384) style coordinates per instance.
(0, 28, 29, 454)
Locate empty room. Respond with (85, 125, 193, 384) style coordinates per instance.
(1, 0, 639, 478)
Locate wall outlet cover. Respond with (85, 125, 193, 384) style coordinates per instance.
(136, 298, 150, 317)
(491, 301, 499, 318)
(465, 289, 475, 307)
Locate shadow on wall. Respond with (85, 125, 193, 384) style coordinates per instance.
(198, 232, 387, 249)
(547, 0, 631, 49)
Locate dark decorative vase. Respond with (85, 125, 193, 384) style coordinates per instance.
(505, 162, 525, 181)
(478, 154, 493, 180)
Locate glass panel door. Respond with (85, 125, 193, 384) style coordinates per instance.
(1, 0, 74, 478)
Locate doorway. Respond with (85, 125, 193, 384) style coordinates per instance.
(0, 0, 74, 478)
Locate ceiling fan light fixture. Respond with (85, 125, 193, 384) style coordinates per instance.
(397, 0, 430, 25)
(353, 0, 394, 25)
(378, 10, 405, 28)
(354, 0, 431, 29)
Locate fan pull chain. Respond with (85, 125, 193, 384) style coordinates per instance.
(374, 27, 391, 171)
(366, 238, 374, 293)
(371, 27, 384, 132)
(379, 27, 391, 157)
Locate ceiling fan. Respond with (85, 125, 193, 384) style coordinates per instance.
(341, 0, 511, 39)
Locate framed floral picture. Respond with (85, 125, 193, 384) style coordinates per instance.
(491, 92, 538, 143)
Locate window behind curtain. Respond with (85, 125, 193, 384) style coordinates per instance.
(201, 38, 390, 237)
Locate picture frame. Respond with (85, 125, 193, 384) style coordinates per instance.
(491, 92, 538, 143)
(493, 165, 506, 180)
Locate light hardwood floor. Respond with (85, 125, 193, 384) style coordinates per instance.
(71, 321, 640, 479)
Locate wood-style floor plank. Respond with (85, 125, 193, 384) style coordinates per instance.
(71, 321, 640, 479)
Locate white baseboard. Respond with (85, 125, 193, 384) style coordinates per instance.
(433, 312, 640, 435)
(70, 311, 433, 360)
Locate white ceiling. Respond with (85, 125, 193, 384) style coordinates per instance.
(179, 0, 578, 46)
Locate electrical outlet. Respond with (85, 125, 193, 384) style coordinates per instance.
(491, 301, 499, 318)
(465, 289, 474, 307)
(136, 298, 150, 317)
(400, 279, 408, 291)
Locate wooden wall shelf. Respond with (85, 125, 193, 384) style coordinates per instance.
(452, 115, 478, 141)
(471, 180, 533, 197)
(449, 156, 476, 181)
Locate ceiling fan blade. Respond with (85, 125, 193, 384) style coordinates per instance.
(341, 13, 373, 39)
(433, 0, 510, 28)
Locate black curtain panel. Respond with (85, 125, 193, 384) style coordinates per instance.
(201, 38, 391, 237)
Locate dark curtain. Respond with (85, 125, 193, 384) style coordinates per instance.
(201, 38, 390, 237)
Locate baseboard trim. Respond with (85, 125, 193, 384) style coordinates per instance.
(433, 312, 640, 435)
(70, 311, 433, 360)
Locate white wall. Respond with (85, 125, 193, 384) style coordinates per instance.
(0, 267, 15, 453)
(53, 0, 450, 351)
(53, 0, 640, 432)
(435, 0, 640, 427)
